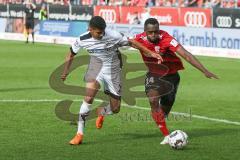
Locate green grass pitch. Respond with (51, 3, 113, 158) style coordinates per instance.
(0, 40, 239, 160)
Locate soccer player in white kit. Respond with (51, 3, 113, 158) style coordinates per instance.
(61, 16, 162, 145)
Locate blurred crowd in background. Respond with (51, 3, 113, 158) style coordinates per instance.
(0, 0, 239, 8)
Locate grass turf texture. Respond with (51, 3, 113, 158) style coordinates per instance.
(0, 40, 239, 160)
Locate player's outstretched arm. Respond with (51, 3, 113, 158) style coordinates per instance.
(128, 39, 163, 64)
(61, 52, 75, 81)
(176, 46, 219, 79)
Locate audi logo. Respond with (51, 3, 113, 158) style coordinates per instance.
(99, 9, 116, 23)
(216, 16, 232, 28)
(184, 11, 207, 27)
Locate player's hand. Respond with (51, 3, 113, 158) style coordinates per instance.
(204, 71, 219, 79)
(61, 73, 68, 81)
(151, 53, 163, 64)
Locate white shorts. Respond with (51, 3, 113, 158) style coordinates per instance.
(84, 60, 122, 99)
(96, 68, 121, 99)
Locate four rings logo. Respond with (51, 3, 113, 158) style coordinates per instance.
(216, 16, 232, 28)
(184, 11, 207, 27)
(99, 9, 116, 23)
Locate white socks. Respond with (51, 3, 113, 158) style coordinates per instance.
(77, 101, 113, 135)
(77, 100, 91, 135)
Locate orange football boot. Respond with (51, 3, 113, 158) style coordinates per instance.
(96, 115, 105, 129)
(69, 133, 83, 145)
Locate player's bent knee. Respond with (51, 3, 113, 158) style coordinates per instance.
(84, 96, 94, 104)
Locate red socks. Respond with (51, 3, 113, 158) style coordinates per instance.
(151, 110, 169, 136)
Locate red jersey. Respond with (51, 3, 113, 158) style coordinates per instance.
(134, 30, 184, 76)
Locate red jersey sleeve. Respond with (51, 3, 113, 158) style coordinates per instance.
(134, 33, 145, 43)
(162, 31, 181, 53)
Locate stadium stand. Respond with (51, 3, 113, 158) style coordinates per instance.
(0, 0, 239, 7)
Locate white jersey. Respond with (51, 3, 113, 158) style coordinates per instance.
(70, 29, 129, 97)
(70, 29, 129, 68)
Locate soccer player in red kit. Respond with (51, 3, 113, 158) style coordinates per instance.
(134, 18, 218, 144)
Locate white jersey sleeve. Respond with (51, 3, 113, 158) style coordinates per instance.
(119, 32, 129, 46)
(70, 38, 82, 55)
(106, 29, 129, 46)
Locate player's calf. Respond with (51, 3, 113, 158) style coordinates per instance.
(111, 106, 120, 114)
(95, 103, 120, 129)
(151, 110, 170, 137)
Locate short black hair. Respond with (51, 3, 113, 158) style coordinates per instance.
(89, 16, 106, 30)
(144, 18, 159, 29)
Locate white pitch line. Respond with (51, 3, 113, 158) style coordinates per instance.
(121, 103, 240, 126)
(0, 99, 240, 126)
(0, 99, 64, 102)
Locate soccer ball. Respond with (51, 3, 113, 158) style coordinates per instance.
(168, 130, 188, 149)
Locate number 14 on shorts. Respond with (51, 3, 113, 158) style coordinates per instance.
(146, 77, 154, 85)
